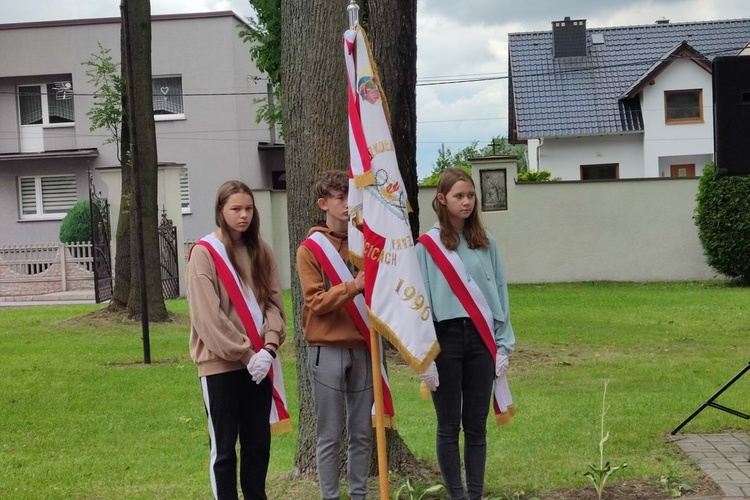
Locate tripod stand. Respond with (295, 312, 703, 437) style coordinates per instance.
(671, 361, 750, 436)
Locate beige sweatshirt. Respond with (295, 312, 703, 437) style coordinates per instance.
(187, 237, 285, 377)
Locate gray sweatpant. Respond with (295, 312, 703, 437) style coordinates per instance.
(308, 346, 374, 500)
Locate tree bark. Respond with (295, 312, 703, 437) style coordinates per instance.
(282, 0, 422, 477)
(108, 8, 132, 312)
(122, 0, 168, 322)
(368, 0, 420, 241)
(282, 0, 350, 475)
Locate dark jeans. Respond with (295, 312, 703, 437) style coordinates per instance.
(432, 318, 495, 500)
(200, 369, 272, 500)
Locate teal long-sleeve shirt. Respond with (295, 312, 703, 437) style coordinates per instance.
(416, 223, 515, 355)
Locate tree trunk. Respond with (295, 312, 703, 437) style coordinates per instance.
(282, 0, 350, 476)
(282, 0, 422, 478)
(368, 0, 420, 241)
(108, 10, 132, 312)
(122, 0, 168, 322)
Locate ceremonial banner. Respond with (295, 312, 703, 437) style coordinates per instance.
(343, 28, 439, 374)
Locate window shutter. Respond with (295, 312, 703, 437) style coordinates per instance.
(20, 177, 38, 215)
(41, 176, 77, 214)
(180, 168, 190, 209)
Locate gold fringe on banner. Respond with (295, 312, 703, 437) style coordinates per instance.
(494, 405, 516, 427)
(271, 418, 293, 436)
(367, 309, 441, 375)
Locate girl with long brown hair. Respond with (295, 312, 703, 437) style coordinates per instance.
(416, 167, 515, 500)
(187, 180, 287, 499)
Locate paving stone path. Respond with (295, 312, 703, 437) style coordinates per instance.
(674, 432, 750, 498)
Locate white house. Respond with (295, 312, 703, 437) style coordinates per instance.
(508, 17, 750, 180)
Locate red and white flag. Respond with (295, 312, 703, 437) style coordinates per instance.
(343, 28, 439, 374)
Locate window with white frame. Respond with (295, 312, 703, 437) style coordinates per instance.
(180, 167, 191, 213)
(153, 76, 185, 120)
(18, 175, 78, 219)
(18, 82, 75, 126)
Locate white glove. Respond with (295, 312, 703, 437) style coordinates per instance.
(247, 349, 274, 384)
(495, 352, 509, 378)
(419, 362, 440, 392)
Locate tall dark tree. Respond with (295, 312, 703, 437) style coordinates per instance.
(121, 0, 168, 321)
(281, 0, 349, 475)
(280, 0, 421, 475)
(367, 0, 419, 241)
(111, 18, 133, 311)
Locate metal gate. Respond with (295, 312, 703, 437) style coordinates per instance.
(89, 177, 112, 303)
(158, 209, 179, 299)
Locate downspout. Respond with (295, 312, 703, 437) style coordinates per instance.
(536, 137, 544, 172)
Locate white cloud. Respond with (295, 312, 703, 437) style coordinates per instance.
(415, 12, 517, 176)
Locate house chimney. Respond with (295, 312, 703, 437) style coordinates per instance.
(552, 17, 587, 58)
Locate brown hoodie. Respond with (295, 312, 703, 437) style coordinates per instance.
(296, 226, 367, 349)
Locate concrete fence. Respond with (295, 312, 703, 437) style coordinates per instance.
(5, 157, 720, 299)
(0, 242, 95, 297)
(92, 157, 721, 296)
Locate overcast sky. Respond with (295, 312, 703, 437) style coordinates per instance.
(2, 0, 748, 178)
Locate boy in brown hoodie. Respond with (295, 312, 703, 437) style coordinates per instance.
(296, 170, 372, 500)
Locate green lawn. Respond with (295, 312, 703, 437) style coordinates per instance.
(1, 281, 748, 499)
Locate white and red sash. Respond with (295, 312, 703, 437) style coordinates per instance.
(193, 233, 292, 435)
(417, 229, 515, 426)
(300, 232, 396, 428)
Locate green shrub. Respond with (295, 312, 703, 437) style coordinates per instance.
(517, 170, 559, 182)
(59, 200, 92, 243)
(694, 164, 750, 284)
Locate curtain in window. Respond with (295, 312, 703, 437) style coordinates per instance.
(46, 83, 75, 123)
(19, 86, 43, 125)
(152, 76, 184, 115)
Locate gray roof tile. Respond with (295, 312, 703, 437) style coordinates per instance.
(508, 18, 750, 139)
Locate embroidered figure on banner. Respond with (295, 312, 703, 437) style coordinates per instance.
(357, 75, 381, 105)
(366, 169, 408, 223)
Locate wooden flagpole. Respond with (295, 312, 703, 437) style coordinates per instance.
(370, 326, 389, 499)
(348, 1, 388, 494)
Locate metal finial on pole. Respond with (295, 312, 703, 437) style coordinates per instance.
(347, 0, 360, 29)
